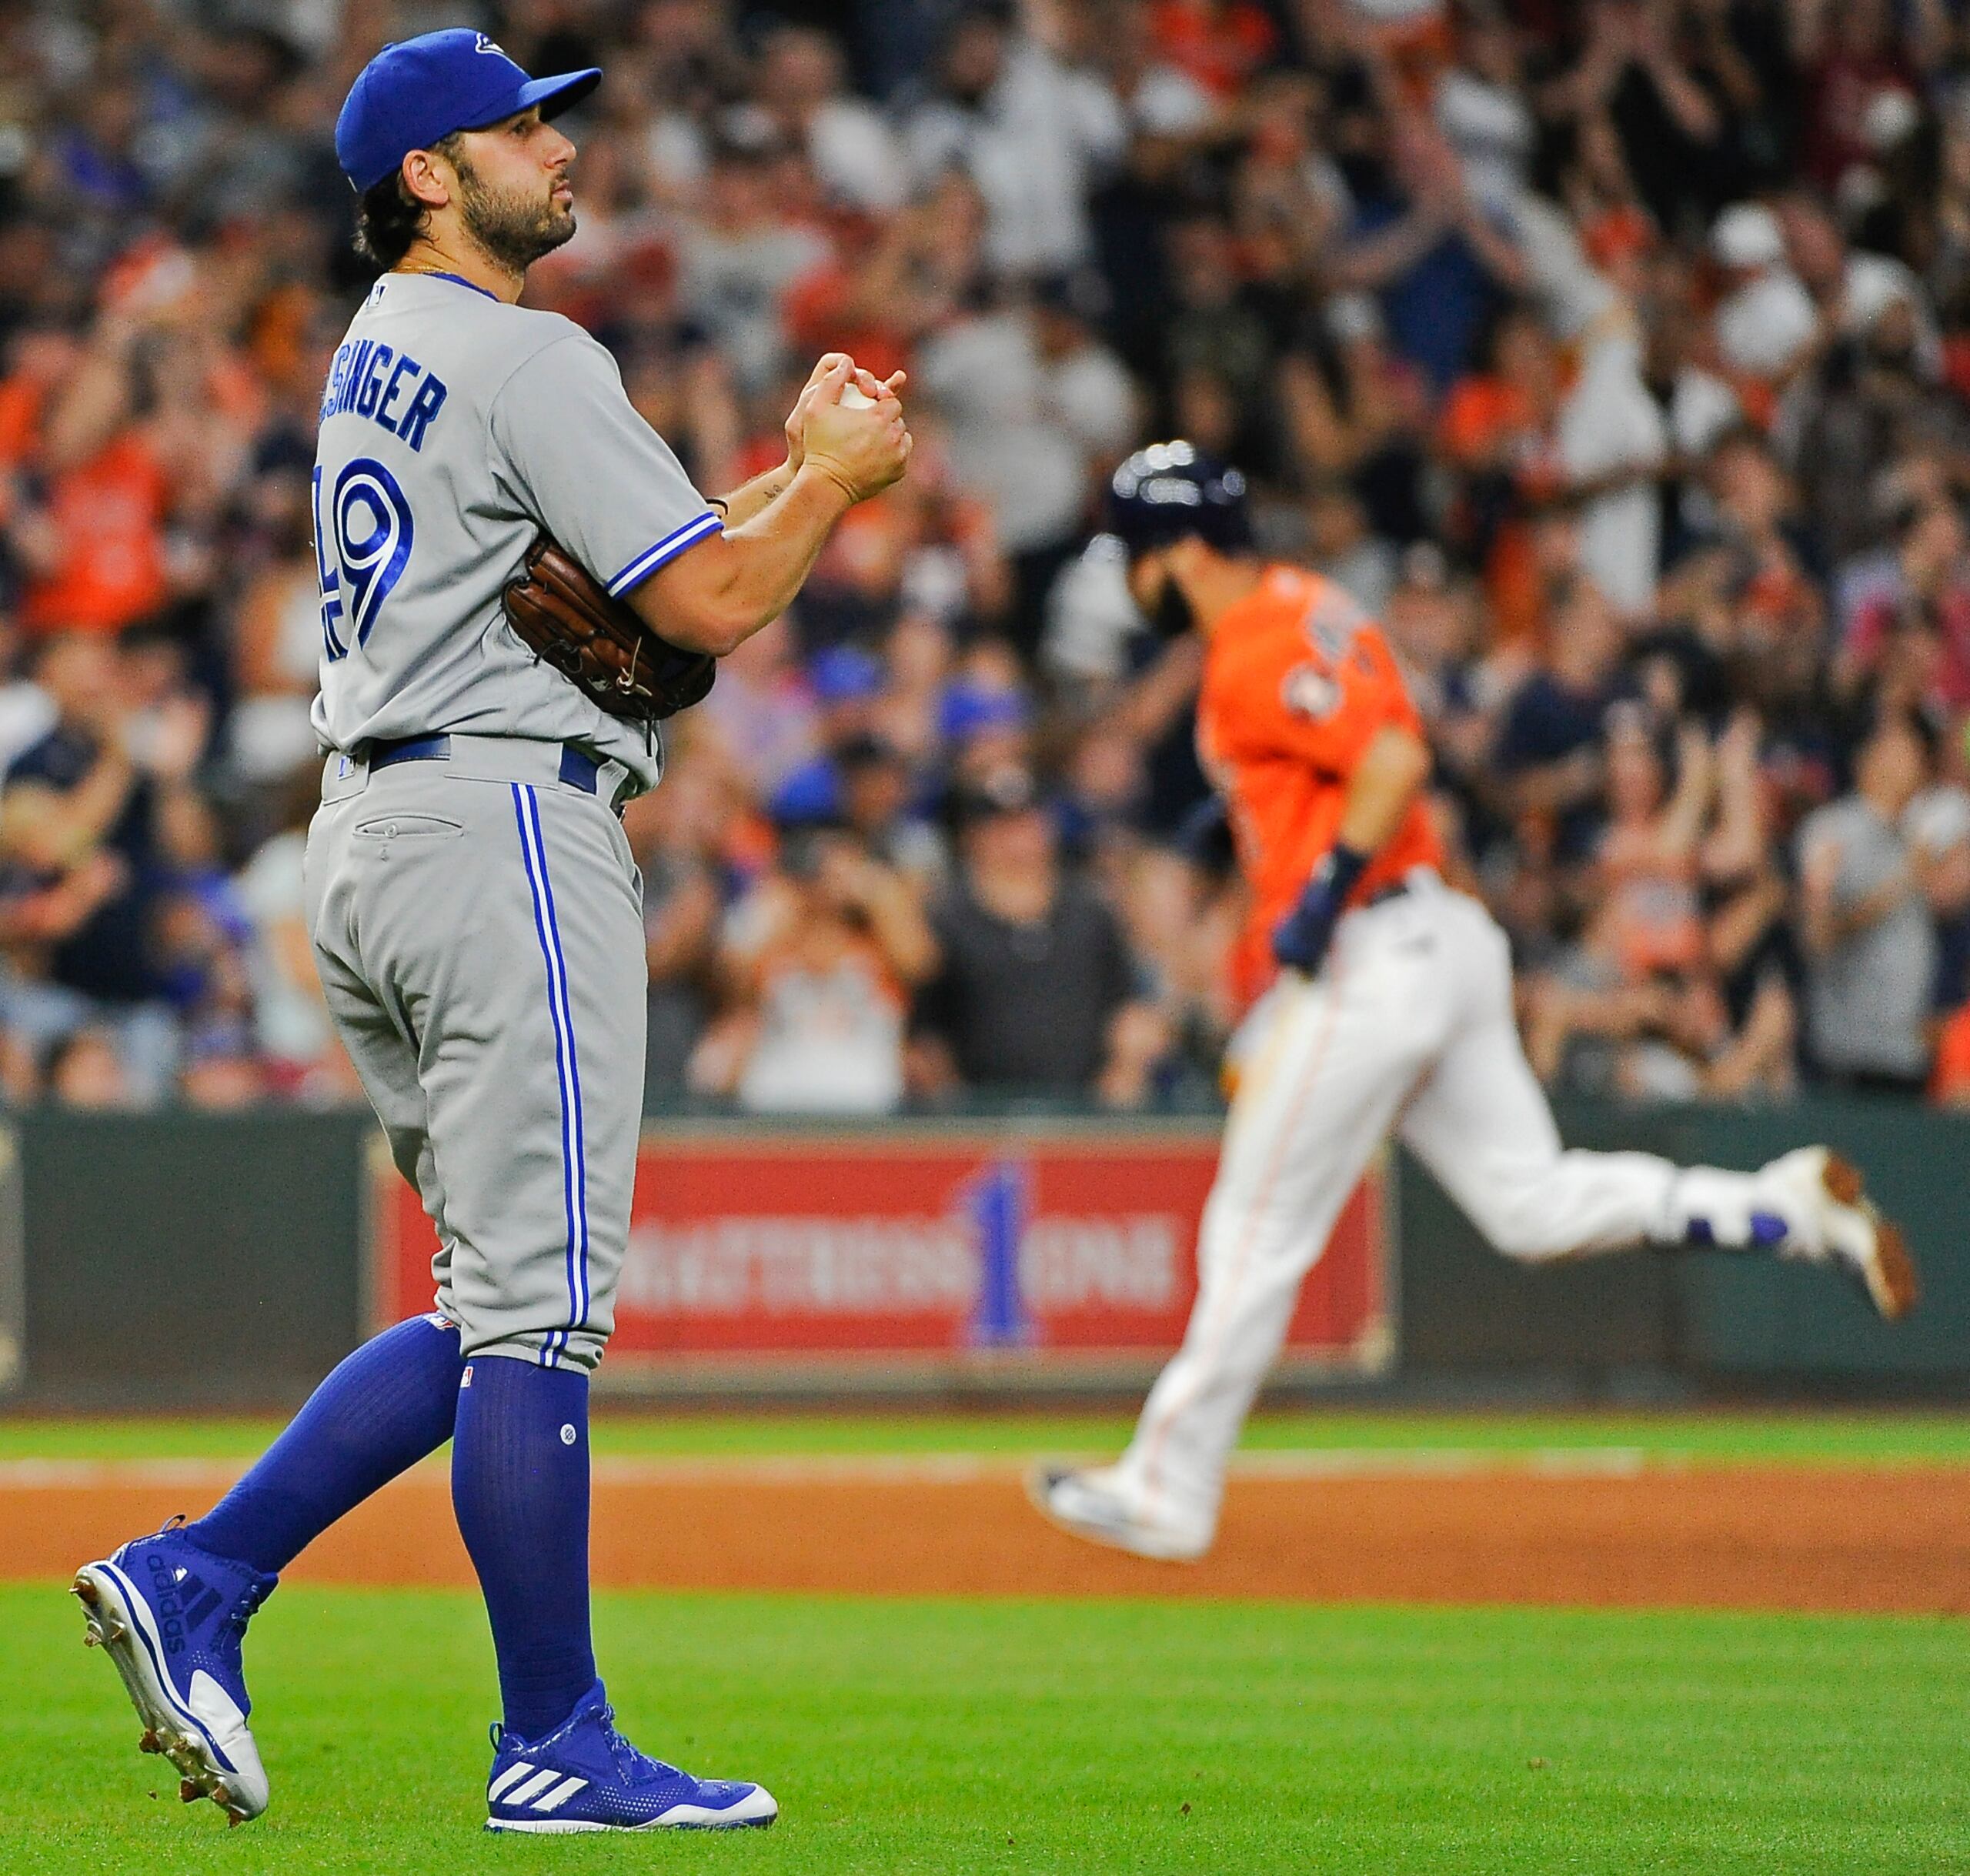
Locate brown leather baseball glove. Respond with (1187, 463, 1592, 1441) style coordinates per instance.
(503, 536, 716, 723)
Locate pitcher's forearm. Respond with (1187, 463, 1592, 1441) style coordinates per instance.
(712, 460, 794, 530)
(635, 465, 853, 653)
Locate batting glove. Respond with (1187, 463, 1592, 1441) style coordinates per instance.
(1271, 842, 1368, 977)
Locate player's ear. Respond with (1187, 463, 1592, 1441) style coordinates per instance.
(400, 147, 452, 211)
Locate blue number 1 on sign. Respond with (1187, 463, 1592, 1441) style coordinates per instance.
(963, 1159, 1030, 1350)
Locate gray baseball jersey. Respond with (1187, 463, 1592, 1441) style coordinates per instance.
(306, 271, 716, 1370)
(310, 270, 722, 794)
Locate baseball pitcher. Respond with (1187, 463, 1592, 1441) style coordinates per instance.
(1032, 443, 1918, 1564)
(73, 29, 907, 1831)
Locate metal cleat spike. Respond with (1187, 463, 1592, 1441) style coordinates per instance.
(82, 1628, 98, 1647)
(139, 1730, 162, 1754)
(181, 1779, 201, 1803)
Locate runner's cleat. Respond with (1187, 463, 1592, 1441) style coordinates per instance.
(1758, 1146, 1920, 1320)
(72, 1518, 277, 1824)
(1025, 1464, 1210, 1562)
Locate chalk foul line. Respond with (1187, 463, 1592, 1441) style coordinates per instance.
(0, 1447, 1667, 1491)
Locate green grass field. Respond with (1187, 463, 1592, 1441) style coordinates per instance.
(4, 1584, 1966, 1874)
(5, 1404, 1970, 1466)
(5, 1407, 1966, 1872)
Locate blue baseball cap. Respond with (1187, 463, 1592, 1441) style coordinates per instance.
(937, 681, 1030, 743)
(808, 645, 884, 705)
(336, 29, 601, 193)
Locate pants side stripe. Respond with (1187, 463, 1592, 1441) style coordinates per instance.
(511, 784, 582, 1355)
(523, 786, 589, 1326)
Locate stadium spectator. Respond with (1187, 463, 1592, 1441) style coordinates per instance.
(1796, 712, 1939, 1093)
(1328, 108, 1526, 396)
(0, 633, 207, 1103)
(911, 765, 1160, 1105)
(753, 25, 909, 215)
(1494, 573, 1628, 864)
(900, 3, 1126, 278)
(5, 0, 1970, 1111)
(692, 826, 936, 1114)
(1709, 202, 1818, 386)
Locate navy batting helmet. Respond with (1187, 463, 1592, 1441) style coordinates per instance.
(1104, 442, 1252, 557)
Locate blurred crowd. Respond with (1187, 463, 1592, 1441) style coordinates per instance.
(8, 0, 1970, 1112)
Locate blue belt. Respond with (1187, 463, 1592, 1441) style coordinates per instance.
(366, 735, 602, 795)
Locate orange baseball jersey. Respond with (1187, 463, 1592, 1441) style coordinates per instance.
(1197, 565, 1443, 1005)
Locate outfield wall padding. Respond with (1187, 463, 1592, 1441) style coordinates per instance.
(16, 1110, 372, 1410)
(7, 1098, 1968, 1407)
(1396, 1097, 1970, 1387)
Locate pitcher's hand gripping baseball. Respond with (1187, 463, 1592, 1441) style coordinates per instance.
(797, 358, 912, 503)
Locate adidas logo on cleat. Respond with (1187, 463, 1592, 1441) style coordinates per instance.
(489, 1763, 589, 1814)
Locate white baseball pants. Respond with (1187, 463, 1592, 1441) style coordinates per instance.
(1115, 875, 1774, 1540)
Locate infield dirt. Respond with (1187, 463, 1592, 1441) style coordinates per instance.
(5, 1457, 1966, 1614)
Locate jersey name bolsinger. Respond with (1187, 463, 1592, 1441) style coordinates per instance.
(319, 338, 449, 452)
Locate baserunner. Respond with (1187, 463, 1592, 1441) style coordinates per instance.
(1031, 444, 1919, 1566)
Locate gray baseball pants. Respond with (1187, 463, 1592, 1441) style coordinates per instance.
(307, 735, 647, 1370)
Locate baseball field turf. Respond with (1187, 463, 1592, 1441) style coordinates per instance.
(3, 1409, 1965, 1873)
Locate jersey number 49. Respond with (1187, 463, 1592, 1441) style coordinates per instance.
(313, 459, 415, 662)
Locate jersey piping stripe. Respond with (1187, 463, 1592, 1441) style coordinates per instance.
(511, 784, 588, 1364)
(603, 511, 724, 596)
(412, 269, 502, 302)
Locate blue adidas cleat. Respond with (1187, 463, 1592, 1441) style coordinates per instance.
(72, 1517, 276, 1825)
(484, 1681, 777, 1833)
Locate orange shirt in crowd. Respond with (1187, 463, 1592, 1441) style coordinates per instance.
(0, 373, 45, 471)
(1437, 373, 1554, 644)
(1579, 202, 1657, 273)
(23, 430, 170, 636)
(1930, 1003, 1970, 1106)
(1148, 0, 1279, 98)
(1197, 565, 1444, 1007)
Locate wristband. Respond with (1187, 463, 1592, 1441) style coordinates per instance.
(1314, 841, 1369, 905)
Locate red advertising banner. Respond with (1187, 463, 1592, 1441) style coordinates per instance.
(372, 1126, 1390, 1387)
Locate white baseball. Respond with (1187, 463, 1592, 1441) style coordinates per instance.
(838, 382, 876, 409)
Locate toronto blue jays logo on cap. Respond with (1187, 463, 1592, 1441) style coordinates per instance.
(334, 28, 602, 193)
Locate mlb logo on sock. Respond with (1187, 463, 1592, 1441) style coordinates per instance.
(460, 1366, 472, 1388)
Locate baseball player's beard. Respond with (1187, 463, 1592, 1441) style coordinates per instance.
(1147, 572, 1197, 639)
(454, 155, 578, 273)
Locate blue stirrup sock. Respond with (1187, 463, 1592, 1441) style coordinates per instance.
(185, 1314, 466, 1575)
(450, 1354, 596, 1742)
